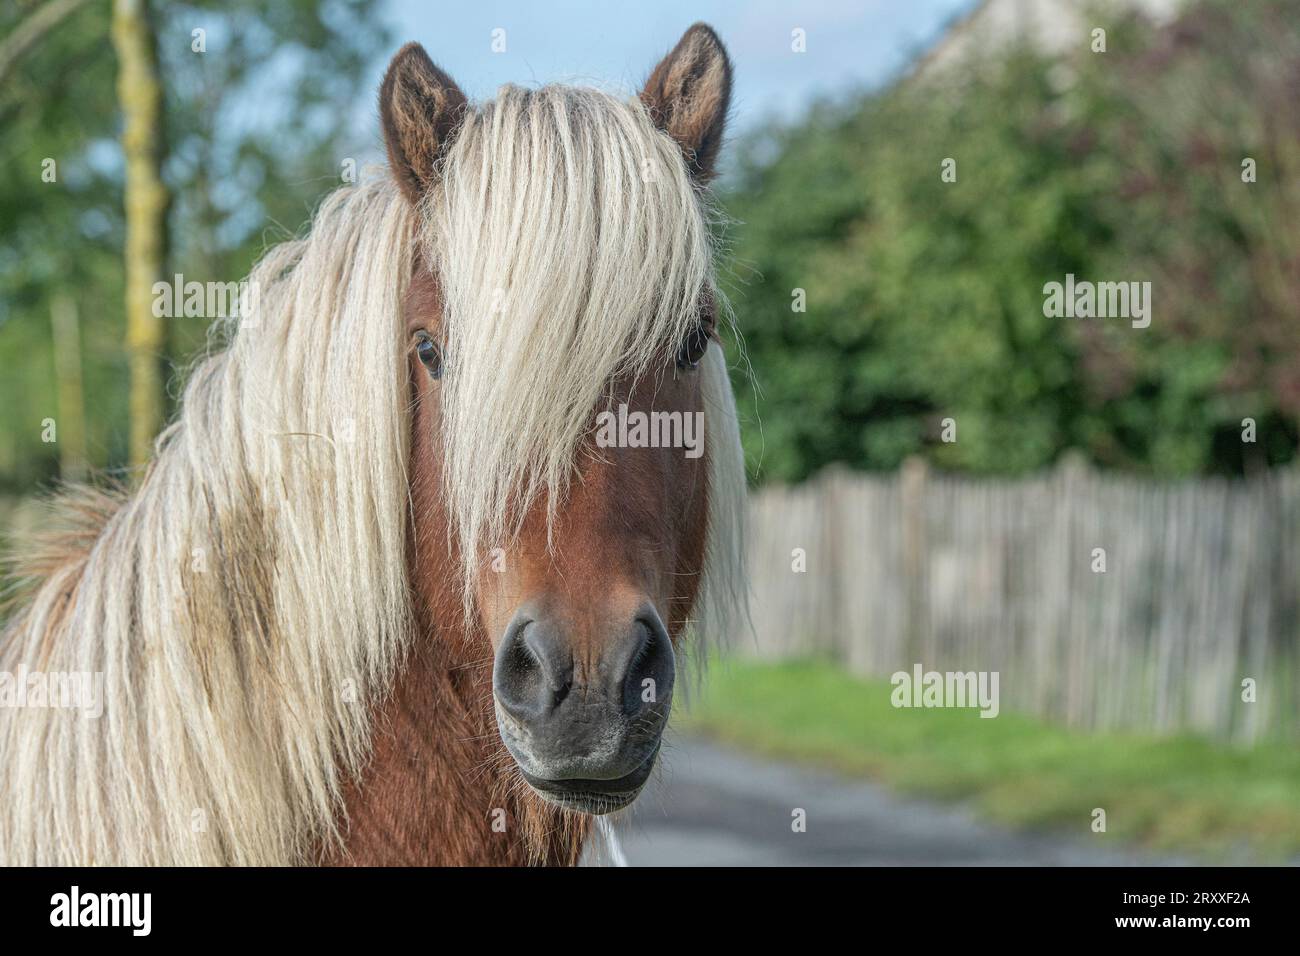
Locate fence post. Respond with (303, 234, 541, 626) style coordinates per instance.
(900, 455, 929, 667)
(821, 466, 845, 663)
(1055, 451, 1088, 724)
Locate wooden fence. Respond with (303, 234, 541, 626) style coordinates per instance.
(739, 457, 1300, 743)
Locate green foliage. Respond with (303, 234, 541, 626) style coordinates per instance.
(5, 0, 1296, 492)
(0, 1, 122, 487)
(722, 0, 1300, 484)
(0, 0, 389, 491)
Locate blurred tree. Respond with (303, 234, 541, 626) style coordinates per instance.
(1075, 0, 1300, 476)
(49, 293, 87, 480)
(112, 0, 170, 467)
(0, 0, 390, 492)
(0, 0, 95, 87)
(722, 0, 1300, 484)
(0, 0, 120, 490)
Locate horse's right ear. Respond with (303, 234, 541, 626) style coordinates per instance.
(380, 43, 468, 204)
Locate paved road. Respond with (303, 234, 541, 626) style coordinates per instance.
(588, 735, 1184, 866)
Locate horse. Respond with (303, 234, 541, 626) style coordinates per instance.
(0, 23, 746, 866)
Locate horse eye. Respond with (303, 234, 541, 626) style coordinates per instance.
(416, 335, 443, 379)
(676, 325, 710, 370)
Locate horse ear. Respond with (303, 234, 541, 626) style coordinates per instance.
(380, 42, 468, 204)
(640, 23, 733, 183)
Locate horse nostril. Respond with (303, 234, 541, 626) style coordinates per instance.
(621, 612, 675, 717)
(493, 614, 573, 722)
(524, 626, 573, 704)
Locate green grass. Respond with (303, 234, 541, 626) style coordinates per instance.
(676, 658, 1300, 860)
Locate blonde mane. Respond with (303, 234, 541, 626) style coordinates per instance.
(426, 84, 744, 625)
(0, 85, 746, 866)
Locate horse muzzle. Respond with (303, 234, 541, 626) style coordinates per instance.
(491, 602, 675, 814)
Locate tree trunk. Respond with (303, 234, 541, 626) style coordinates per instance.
(111, 0, 168, 467)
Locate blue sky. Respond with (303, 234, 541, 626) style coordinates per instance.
(375, 0, 976, 140)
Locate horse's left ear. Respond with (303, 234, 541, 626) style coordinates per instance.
(380, 42, 469, 204)
(640, 23, 733, 184)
